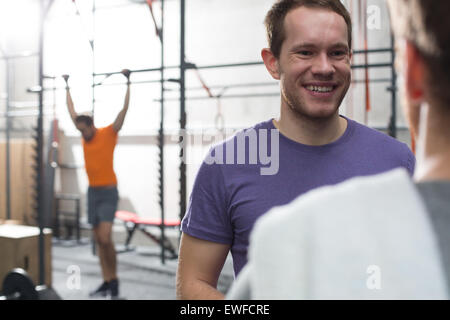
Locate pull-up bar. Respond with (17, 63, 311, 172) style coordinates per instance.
(93, 53, 393, 78)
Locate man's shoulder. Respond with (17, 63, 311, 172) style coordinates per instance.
(351, 119, 405, 145)
(98, 124, 118, 136)
(348, 119, 414, 161)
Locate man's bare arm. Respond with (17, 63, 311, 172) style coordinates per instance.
(63, 75, 78, 126)
(176, 233, 230, 300)
(112, 69, 131, 132)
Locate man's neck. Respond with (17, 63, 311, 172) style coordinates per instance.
(414, 104, 450, 182)
(414, 134, 450, 182)
(273, 103, 347, 146)
(415, 152, 450, 182)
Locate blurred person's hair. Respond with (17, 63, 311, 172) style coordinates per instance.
(388, 0, 450, 107)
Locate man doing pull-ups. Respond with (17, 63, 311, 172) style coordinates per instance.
(63, 69, 131, 299)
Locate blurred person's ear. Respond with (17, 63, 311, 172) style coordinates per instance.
(405, 41, 426, 105)
(402, 40, 426, 137)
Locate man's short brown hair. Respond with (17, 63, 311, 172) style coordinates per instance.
(388, 0, 450, 106)
(75, 114, 94, 127)
(264, 0, 352, 59)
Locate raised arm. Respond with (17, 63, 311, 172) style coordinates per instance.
(112, 69, 131, 133)
(176, 233, 230, 300)
(63, 74, 78, 126)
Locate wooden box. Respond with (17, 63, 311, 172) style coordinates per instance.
(0, 225, 52, 288)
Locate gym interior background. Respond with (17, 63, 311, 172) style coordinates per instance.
(0, 0, 411, 300)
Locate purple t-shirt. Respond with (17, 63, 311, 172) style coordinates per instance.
(181, 117, 415, 276)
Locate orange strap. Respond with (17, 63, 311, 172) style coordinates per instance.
(190, 63, 225, 132)
(144, 0, 214, 103)
(192, 68, 214, 98)
(72, 0, 93, 50)
(146, 0, 161, 42)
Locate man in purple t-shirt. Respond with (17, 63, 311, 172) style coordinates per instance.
(176, 0, 415, 300)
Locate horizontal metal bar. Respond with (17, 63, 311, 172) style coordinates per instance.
(351, 63, 393, 69)
(155, 92, 280, 102)
(93, 59, 392, 78)
(158, 76, 393, 101)
(41, 86, 61, 91)
(192, 61, 264, 70)
(58, 126, 412, 142)
(352, 78, 392, 84)
(92, 76, 393, 92)
(374, 126, 410, 131)
(58, 164, 83, 170)
(92, 78, 169, 87)
(45, 74, 392, 92)
(352, 48, 393, 55)
(183, 82, 278, 91)
(183, 77, 392, 92)
(39, 75, 392, 97)
(94, 66, 169, 77)
(93, 62, 263, 76)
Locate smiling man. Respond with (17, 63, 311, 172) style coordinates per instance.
(176, 0, 415, 300)
(228, 0, 450, 300)
(265, 3, 351, 144)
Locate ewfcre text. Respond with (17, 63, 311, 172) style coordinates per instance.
(179, 303, 271, 318)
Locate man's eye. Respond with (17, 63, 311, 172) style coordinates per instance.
(331, 51, 346, 57)
(298, 51, 313, 56)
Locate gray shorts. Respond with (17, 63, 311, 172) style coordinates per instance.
(87, 186, 119, 227)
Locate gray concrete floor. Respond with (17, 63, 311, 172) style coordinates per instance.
(51, 237, 234, 300)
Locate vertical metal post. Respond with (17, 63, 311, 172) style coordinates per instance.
(91, 0, 97, 256)
(5, 58, 11, 220)
(38, 0, 46, 286)
(54, 198, 60, 239)
(76, 198, 80, 242)
(92, 0, 96, 118)
(160, 0, 166, 264)
(388, 34, 397, 138)
(179, 0, 187, 224)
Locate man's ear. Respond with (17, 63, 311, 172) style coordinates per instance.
(405, 41, 426, 103)
(261, 48, 280, 80)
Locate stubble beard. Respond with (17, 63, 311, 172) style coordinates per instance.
(280, 77, 350, 121)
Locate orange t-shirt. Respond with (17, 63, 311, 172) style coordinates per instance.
(82, 124, 118, 187)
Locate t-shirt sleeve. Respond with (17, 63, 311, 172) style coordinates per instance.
(404, 145, 416, 176)
(106, 124, 118, 137)
(181, 150, 233, 244)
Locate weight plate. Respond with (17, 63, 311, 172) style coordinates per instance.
(2, 268, 38, 300)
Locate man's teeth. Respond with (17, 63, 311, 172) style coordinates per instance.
(306, 85, 334, 93)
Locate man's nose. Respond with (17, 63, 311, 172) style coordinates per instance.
(311, 53, 335, 77)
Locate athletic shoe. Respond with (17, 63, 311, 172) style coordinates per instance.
(89, 281, 109, 298)
(109, 279, 119, 299)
